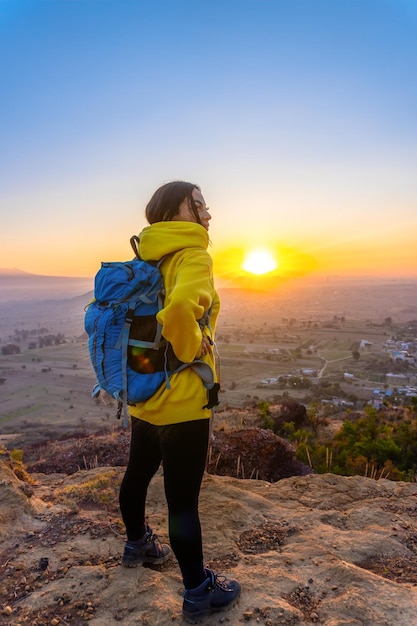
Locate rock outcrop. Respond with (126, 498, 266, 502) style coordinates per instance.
(1, 458, 417, 625)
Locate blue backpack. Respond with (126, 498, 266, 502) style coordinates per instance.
(85, 236, 217, 426)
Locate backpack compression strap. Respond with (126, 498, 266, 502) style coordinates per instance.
(116, 296, 166, 427)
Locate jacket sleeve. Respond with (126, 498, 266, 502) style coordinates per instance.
(156, 249, 214, 363)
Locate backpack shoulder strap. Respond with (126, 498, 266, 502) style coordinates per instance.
(130, 235, 141, 260)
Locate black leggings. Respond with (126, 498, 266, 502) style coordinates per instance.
(119, 417, 210, 582)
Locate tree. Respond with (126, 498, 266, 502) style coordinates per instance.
(1, 344, 21, 355)
(279, 402, 307, 429)
(258, 401, 274, 430)
(307, 402, 328, 436)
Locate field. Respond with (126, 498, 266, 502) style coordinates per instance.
(0, 274, 416, 446)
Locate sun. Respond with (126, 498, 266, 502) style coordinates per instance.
(242, 248, 278, 275)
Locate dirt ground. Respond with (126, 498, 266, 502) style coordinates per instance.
(3, 441, 417, 625)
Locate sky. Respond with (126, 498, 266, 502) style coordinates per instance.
(1, 0, 416, 283)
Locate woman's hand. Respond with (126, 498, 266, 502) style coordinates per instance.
(200, 336, 212, 358)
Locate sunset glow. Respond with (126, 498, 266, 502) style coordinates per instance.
(212, 243, 321, 291)
(0, 2, 416, 280)
(242, 249, 278, 275)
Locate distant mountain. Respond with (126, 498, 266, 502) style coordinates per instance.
(0, 272, 93, 302)
(0, 267, 35, 276)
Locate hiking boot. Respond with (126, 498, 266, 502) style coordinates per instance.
(182, 568, 241, 623)
(121, 526, 171, 567)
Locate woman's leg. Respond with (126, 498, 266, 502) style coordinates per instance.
(119, 417, 162, 541)
(160, 418, 210, 589)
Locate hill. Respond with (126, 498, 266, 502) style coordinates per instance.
(2, 432, 417, 626)
(0, 273, 93, 303)
(0, 268, 34, 276)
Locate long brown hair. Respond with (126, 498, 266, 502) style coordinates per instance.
(145, 181, 202, 225)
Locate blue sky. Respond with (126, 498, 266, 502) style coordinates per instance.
(1, 0, 416, 278)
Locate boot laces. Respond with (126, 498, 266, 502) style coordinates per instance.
(145, 531, 164, 556)
(210, 573, 231, 592)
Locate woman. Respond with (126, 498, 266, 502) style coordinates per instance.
(119, 181, 241, 623)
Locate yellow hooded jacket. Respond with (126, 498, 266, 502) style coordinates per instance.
(128, 221, 220, 426)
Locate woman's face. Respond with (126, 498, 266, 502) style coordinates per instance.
(173, 188, 211, 231)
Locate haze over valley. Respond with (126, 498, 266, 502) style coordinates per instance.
(1, 271, 416, 446)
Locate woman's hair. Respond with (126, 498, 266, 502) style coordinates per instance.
(145, 181, 202, 225)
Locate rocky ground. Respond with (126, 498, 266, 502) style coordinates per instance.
(2, 417, 417, 625)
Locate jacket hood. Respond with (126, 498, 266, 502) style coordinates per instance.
(138, 222, 209, 261)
